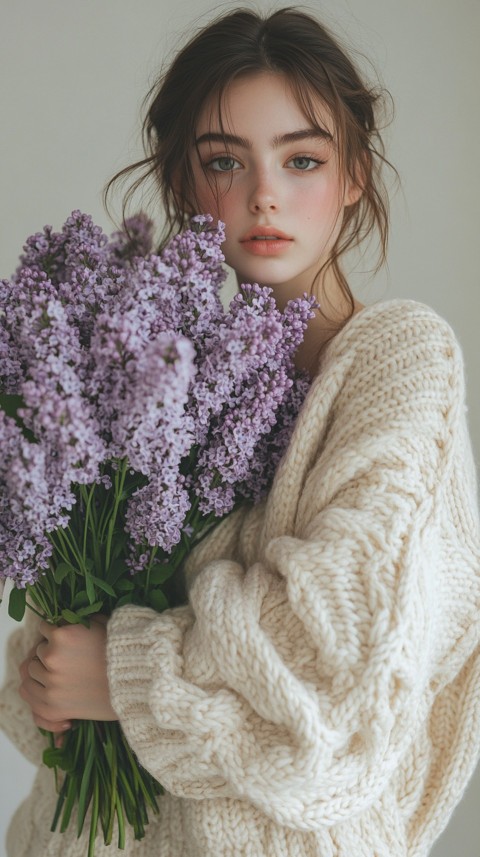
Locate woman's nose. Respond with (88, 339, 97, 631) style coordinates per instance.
(248, 172, 278, 213)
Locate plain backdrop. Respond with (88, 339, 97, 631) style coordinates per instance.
(0, 1, 479, 855)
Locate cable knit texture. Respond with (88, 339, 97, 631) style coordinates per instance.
(1, 299, 480, 857)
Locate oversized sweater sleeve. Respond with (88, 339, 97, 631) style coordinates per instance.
(106, 303, 474, 828)
(0, 607, 45, 765)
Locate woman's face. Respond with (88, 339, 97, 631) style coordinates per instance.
(191, 71, 360, 305)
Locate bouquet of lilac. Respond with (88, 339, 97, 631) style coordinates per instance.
(0, 210, 314, 854)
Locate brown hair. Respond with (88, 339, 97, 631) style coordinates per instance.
(105, 6, 395, 328)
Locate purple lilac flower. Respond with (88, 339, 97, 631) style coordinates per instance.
(126, 474, 192, 555)
(58, 213, 126, 345)
(160, 215, 226, 340)
(88, 286, 187, 435)
(188, 293, 286, 445)
(194, 365, 291, 515)
(16, 224, 67, 283)
(0, 306, 23, 394)
(14, 212, 126, 350)
(191, 286, 316, 515)
(61, 210, 109, 271)
(109, 214, 154, 263)
(0, 412, 54, 587)
(239, 371, 312, 503)
(90, 308, 196, 549)
(109, 334, 196, 476)
(12, 278, 107, 487)
(116, 254, 186, 337)
(1, 210, 314, 590)
(281, 296, 319, 361)
(162, 215, 226, 291)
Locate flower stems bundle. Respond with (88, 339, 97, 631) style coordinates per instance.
(0, 211, 314, 853)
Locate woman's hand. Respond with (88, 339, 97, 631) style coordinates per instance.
(19, 616, 118, 735)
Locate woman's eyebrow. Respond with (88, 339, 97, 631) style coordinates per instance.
(195, 127, 333, 149)
(195, 132, 251, 148)
(272, 128, 333, 146)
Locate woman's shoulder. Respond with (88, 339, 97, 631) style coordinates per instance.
(320, 298, 462, 376)
(344, 297, 457, 344)
(304, 297, 466, 435)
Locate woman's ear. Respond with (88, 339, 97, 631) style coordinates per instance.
(345, 178, 363, 207)
(344, 152, 370, 207)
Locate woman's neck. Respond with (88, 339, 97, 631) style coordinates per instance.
(293, 300, 363, 376)
(293, 273, 365, 376)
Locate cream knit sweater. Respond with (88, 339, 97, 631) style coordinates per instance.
(1, 298, 480, 857)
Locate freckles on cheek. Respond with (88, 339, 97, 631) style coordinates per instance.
(295, 188, 321, 215)
(298, 186, 340, 226)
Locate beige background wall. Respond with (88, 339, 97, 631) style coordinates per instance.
(1, 1, 479, 854)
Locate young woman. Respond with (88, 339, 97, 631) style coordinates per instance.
(2, 8, 480, 857)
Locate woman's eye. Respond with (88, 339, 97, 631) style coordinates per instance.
(208, 156, 240, 172)
(287, 156, 323, 171)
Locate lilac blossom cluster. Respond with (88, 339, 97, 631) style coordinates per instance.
(189, 284, 316, 513)
(0, 412, 53, 588)
(0, 210, 314, 590)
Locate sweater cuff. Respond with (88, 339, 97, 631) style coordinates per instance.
(106, 603, 242, 797)
(106, 603, 191, 732)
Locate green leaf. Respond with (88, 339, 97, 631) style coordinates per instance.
(111, 532, 127, 561)
(102, 734, 117, 845)
(0, 393, 24, 419)
(148, 563, 174, 585)
(72, 590, 89, 609)
(90, 575, 116, 597)
(115, 578, 135, 592)
(107, 558, 128, 586)
(60, 773, 78, 833)
(77, 739, 96, 836)
(43, 747, 64, 768)
(116, 793, 126, 850)
(0, 393, 36, 443)
(8, 586, 26, 621)
(60, 609, 82, 624)
(76, 601, 104, 617)
(54, 562, 76, 584)
(131, 568, 147, 588)
(50, 775, 69, 832)
(147, 590, 169, 613)
(88, 777, 100, 857)
(43, 746, 75, 773)
(85, 571, 96, 605)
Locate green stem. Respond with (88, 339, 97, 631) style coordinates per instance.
(144, 546, 158, 595)
(50, 774, 69, 832)
(88, 775, 100, 857)
(116, 793, 126, 850)
(47, 535, 72, 569)
(53, 526, 86, 574)
(105, 725, 117, 845)
(104, 460, 128, 573)
(98, 462, 123, 545)
(27, 583, 54, 621)
(81, 484, 95, 563)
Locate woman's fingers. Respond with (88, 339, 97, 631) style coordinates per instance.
(26, 655, 47, 686)
(18, 659, 72, 732)
(17, 615, 117, 722)
(31, 713, 72, 733)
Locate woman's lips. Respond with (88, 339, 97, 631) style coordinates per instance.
(240, 226, 293, 256)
